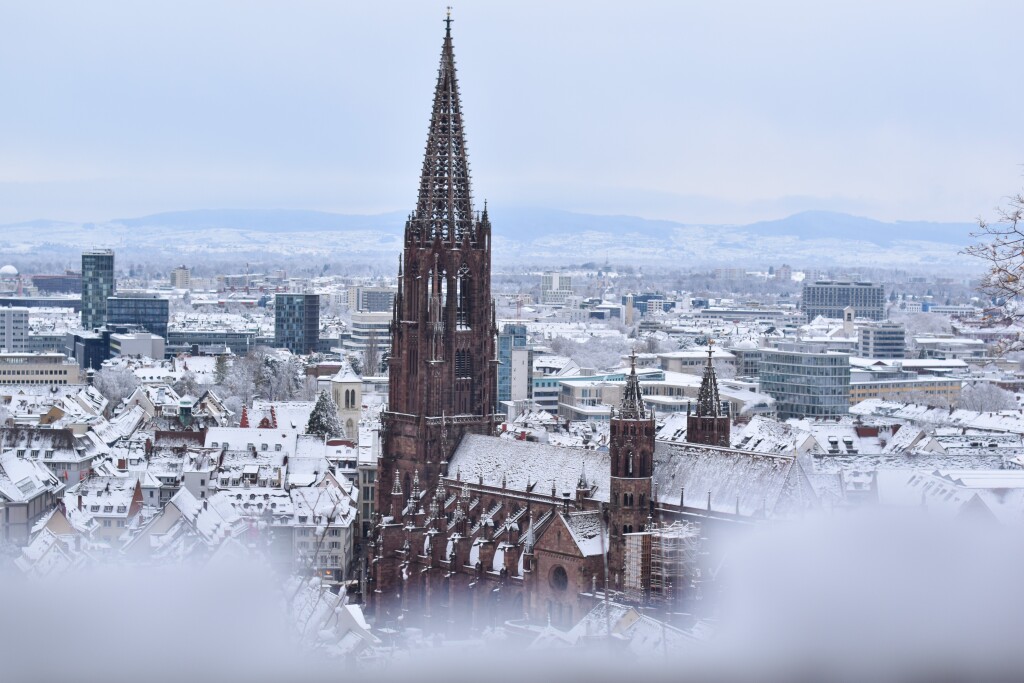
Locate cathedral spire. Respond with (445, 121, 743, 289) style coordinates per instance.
(687, 339, 732, 447)
(618, 350, 646, 420)
(410, 11, 476, 245)
(696, 341, 721, 417)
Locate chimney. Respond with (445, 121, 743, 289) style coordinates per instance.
(77, 494, 83, 510)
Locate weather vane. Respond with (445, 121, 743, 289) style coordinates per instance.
(445, 6, 453, 32)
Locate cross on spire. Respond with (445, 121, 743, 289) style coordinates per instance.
(697, 338, 721, 417)
(618, 348, 646, 420)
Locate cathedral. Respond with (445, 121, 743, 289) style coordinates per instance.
(367, 16, 818, 633)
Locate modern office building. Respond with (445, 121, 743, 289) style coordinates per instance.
(166, 329, 257, 356)
(81, 250, 115, 330)
(348, 286, 397, 313)
(109, 331, 165, 359)
(801, 281, 886, 321)
(541, 271, 574, 305)
(497, 323, 529, 402)
(274, 293, 320, 355)
(0, 296, 79, 311)
(170, 265, 191, 289)
(107, 294, 170, 339)
(857, 322, 906, 359)
(64, 331, 109, 370)
(341, 311, 391, 371)
(32, 271, 82, 294)
(0, 352, 83, 385)
(0, 306, 29, 352)
(759, 347, 851, 419)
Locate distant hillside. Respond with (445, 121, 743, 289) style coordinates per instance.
(0, 207, 980, 268)
(742, 211, 974, 246)
(110, 209, 408, 234)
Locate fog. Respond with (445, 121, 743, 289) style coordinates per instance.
(4, 509, 1023, 682)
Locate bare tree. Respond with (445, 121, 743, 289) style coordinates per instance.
(173, 371, 200, 398)
(959, 381, 1018, 412)
(964, 189, 1024, 338)
(93, 367, 141, 409)
(364, 330, 380, 377)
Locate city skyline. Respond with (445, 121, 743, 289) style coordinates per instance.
(1, 1, 1023, 226)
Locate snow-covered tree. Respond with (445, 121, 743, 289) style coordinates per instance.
(218, 353, 259, 406)
(713, 359, 736, 380)
(263, 355, 302, 401)
(965, 188, 1024, 328)
(173, 371, 200, 398)
(958, 382, 1018, 412)
(889, 312, 952, 342)
(903, 390, 951, 409)
(306, 390, 344, 439)
(93, 366, 140, 409)
(214, 354, 229, 384)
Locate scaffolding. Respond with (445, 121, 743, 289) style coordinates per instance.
(622, 521, 700, 607)
(649, 521, 700, 607)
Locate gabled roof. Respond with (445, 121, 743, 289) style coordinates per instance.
(559, 510, 607, 557)
(449, 433, 611, 502)
(653, 441, 817, 518)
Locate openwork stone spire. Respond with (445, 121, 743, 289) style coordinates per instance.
(409, 11, 478, 245)
(619, 351, 646, 420)
(696, 342, 721, 417)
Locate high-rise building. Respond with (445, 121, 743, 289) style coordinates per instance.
(106, 295, 170, 339)
(81, 250, 115, 330)
(274, 293, 320, 355)
(541, 271, 573, 305)
(0, 306, 29, 353)
(801, 280, 886, 321)
(170, 265, 191, 289)
(497, 323, 529, 402)
(759, 347, 851, 419)
(857, 322, 906, 359)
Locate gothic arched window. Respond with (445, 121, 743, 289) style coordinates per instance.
(455, 350, 472, 378)
(456, 264, 471, 329)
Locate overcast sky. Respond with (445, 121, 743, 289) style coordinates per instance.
(1, 0, 1022, 225)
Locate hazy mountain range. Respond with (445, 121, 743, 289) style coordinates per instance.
(0, 208, 981, 270)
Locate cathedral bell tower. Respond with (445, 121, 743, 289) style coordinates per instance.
(608, 353, 656, 584)
(686, 342, 731, 447)
(377, 12, 499, 518)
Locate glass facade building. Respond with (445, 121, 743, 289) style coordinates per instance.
(81, 250, 114, 330)
(106, 295, 170, 339)
(857, 322, 906, 359)
(497, 323, 527, 402)
(274, 293, 320, 354)
(759, 348, 851, 419)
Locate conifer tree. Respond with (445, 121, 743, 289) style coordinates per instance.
(306, 390, 344, 439)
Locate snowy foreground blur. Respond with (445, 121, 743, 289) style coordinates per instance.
(3, 508, 1023, 683)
